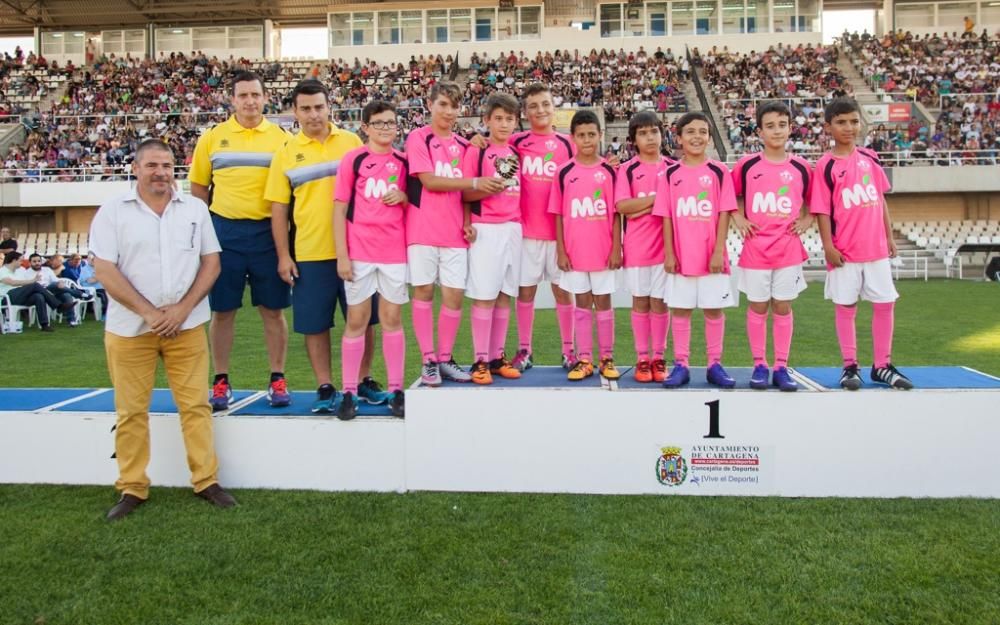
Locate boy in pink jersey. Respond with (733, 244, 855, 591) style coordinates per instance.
(615, 111, 674, 384)
(548, 110, 623, 381)
(333, 101, 408, 419)
(652, 112, 738, 389)
(510, 84, 577, 372)
(731, 101, 814, 392)
(405, 81, 503, 386)
(461, 93, 524, 385)
(810, 98, 912, 390)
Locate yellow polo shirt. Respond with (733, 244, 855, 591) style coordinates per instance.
(189, 116, 288, 221)
(263, 123, 362, 262)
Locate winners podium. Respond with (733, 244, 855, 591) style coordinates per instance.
(2, 366, 999, 498)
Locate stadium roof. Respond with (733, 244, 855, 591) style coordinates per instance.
(0, 0, 351, 35)
(0, 0, 891, 36)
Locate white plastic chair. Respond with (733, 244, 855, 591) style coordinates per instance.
(2, 293, 38, 331)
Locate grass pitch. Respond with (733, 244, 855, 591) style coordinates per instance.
(2, 279, 999, 624)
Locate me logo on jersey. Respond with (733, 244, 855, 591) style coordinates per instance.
(570, 189, 607, 218)
(841, 175, 879, 210)
(363, 177, 399, 199)
(522, 155, 557, 177)
(434, 160, 463, 178)
(751, 187, 793, 215)
(676, 194, 714, 218)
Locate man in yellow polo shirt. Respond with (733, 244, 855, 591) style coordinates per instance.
(264, 80, 381, 414)
(189, 71, 291, 411)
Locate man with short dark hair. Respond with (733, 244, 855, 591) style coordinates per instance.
(264, 80, 366, 413)
(90, 139, 237, 521)
(190, 71, 293, 411)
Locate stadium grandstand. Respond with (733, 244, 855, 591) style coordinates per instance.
(0, 0, 994, 280)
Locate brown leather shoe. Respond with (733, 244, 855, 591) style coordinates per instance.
(106, 494, 146, 521)
(195, 483, 237, 508)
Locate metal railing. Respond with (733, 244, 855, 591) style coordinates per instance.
(723, 148, 1000, 167)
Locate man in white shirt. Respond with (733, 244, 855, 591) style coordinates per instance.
(14, 253, 88, 325)
(90, 139, 237, 521)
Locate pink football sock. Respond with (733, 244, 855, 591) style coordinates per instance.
(871, 302, 895, 369)
(411, 299, 436, 362)
(516, 300, 534, 352)
(597, 309, 615, 360)
(772, 311, 793, 368)
(470, 306, 493, 363)
(340, 334, 366, 394)
(382, 329, 405, 392)
(437, 305, 463, 363)
(650, 311, 670, 360)
(746, 309, 769, 367)
(835, 304, 858, 366)
(672, 314, 691, 367)
(705, 314, 725, 365)
(574, 307, 594, 362)
(631, 311, 650, 360)
(556, 302, 575, 358)
(490, 304, 511, 360)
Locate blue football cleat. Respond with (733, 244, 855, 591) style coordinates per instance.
(772, 366, 798, 392)
(662, 363, 691, 388)
(706, 363, 736, 388)
(749, 364, 770, 390)
(357, 377, 392, 404)
(311, 384, 337, 414)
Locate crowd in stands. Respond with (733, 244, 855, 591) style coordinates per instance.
(700, 43, 849, 156)
(0, 48, 74, 117)
(844, 30, 1000, 164)
(464, 47, 688, 123)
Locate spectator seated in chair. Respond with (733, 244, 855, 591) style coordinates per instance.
(0, 251, 68, 331)
(13, 253, 91, 325)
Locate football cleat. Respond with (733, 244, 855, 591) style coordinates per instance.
(471, 360, 493, 385)
(634, 359, 653, 383)
(839, 364, 863, 391)
(567, 359, 594, 381)
(561, 352, 575, 370)
(389, 390, 405, 418)
(662, 363, 690, 388)
(358, 377, 392, 404)
(870, 364, 913, 390)
(336, 392, 358, 421)
(440, 359, 472, 383)
(489, 353, 522, 379)
(651, 359, 668, 383)
(749, 364, 770, 390)
(511, 349, 534, 372)
(599, 357, 621, 380)
(772, 366, 798, 392)
(421, 360, 442, 387)
(706, 363, 736, 389)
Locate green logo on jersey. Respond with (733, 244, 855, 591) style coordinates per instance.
(388, 175, 398, 183)
(697, 190, 708, 200)
(862, 174, 871, 184)
(451, 158, 459, 167)
(544, 152, 553, 162)
(777, 185, 789, 196)
(593, 189, 602, 199)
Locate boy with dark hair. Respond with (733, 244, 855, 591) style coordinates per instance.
(614, 110, 674, 383)
(406, 81, 501, 386)
(510, 83, 577, 371)
(652, 112, 738, 388)
(731, 100, 813, 391)
(549, 110, 623, 381)
(810, 98, 912, 390)
(333, 100, 408, 419)
(461, 92, 524, 384)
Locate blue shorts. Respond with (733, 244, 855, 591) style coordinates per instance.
(292, 259, 380, 335)
(209, 213, 291, 312)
